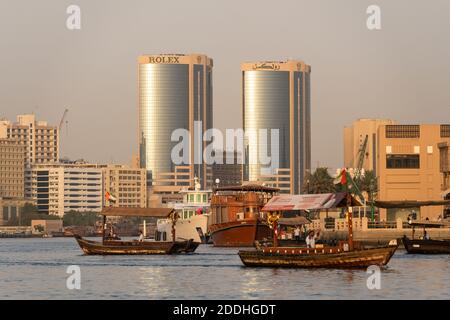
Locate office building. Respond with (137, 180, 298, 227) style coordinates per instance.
(241, 60, 311, 194)
(138, 53, 213, 190)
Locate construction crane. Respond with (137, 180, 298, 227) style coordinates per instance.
(354, 134, 368, 179)
(59, 109, 69, 132)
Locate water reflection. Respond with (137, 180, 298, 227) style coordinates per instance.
(0, 239, 448, 299)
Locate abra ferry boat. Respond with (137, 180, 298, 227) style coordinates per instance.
(402, 220, 450, 254)
(238, 192, 398, 268)
(74, 207, 199, 255)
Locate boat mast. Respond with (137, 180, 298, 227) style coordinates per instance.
(171, 211, 178, 242)
(347, 192, 354, 251)
(102, 215, 106, 244)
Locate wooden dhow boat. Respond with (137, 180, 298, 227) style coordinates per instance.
(74, 207, 200, 255)
(209, 184, 278, 247)
(239, 243, 397, 268)
(239, 170, 399, 268)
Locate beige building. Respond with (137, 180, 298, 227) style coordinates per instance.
(31, 219, 63, 235)
(344, 119, 397, 173)
(102, 164, 147, 208)
(0, 139, 25, 198)
(438, 139, 450, 218)
(25, 162, 103, 216)
(0, 114, 59, 166)
(0, 197, 31, 226)
(241, 60, 311, 194)
(138, 54, 213, 190)
(377, 124, 450, 221)
(256, 168, 291, 194)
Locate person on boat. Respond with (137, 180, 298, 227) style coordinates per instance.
(306, 230, 320, 248)
(294, 226, 301, 242)
(422, 230, 430, 240)
(138, 231, 144, 242)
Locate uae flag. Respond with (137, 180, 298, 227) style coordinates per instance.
(334, 168, 348, 186)
(105, 191, 117, 203)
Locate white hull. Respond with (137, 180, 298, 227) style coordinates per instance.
(157, 214, 209, 243)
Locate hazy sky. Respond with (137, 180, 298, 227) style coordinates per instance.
(0, 0, 449, 171)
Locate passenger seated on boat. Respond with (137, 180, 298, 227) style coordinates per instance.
(306, 230, 320, 248)
(138, 231, 144, 242)
(294, 226, 301, 242)
(420, 230, 430, 240)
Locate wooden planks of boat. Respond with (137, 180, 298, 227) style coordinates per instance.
(74, 235, 199, 255)
(402, 235, 450, 254)
(238, 244, 398, 268)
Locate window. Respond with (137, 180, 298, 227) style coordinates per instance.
(196, 194, 201, 202)
(441, 125, 450, 138)
(189, 194, 194, 202)
(386, 154, 420, 169)
(203, 194, 207, 202)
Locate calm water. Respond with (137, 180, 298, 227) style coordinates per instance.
(0, 238, 448, 300)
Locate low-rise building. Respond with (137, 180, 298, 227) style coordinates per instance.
(377, 124, 450, 221)
(343, 118, 397, 174)
(102, 164, 147, 208)
(211, 150, 243, 187)
(0, 197, 32, 226)
(25, 162, 103, 216)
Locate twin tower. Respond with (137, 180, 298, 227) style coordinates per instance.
(138, 53, 311, 194)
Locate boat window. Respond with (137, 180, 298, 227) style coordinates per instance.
(196, 194, 201, 202)
(189, 194, 194, 202)
(203, 194, 207, 202)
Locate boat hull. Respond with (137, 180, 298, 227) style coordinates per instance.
(74, 235, 199, 255)
(402, 236, 450, 254)
(209, 219, 271, 247)
(238, 245, 398, 268)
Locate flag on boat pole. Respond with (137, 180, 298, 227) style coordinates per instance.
(334, 168, 348, 185)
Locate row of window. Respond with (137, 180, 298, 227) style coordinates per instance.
(118, 187, 143, 192)
(0, 180, 23, 185)
(386, 125, 420, 138)
(187, 193, 209, 203)
(118, 194, 142, 199)
(118, 199, 142, 204)
(0, 161, 24, 165)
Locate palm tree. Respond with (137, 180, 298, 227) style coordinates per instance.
(302, 167, 335, 194)
(355, 170, 378, 202)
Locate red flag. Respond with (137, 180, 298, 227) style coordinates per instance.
(340, 169, 347, 185)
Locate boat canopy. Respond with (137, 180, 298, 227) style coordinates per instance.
(408, 220, 450, 228)
(278, 216, 311, 226)
(101, 207, 175, 218)
(261, 192, 361, 212)
(373, 200, 450, 209)
(214, 183, 279, 193)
